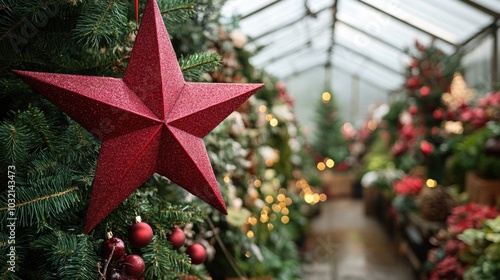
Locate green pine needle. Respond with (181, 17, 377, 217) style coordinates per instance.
(179, 52, 221, 81)
(73, 0, 128, 50)
(142, 237, 192, 279)
(158, 0, 195, 26)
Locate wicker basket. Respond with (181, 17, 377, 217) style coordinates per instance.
(321, 170, 355, 198)
(465, 171, 500, 206)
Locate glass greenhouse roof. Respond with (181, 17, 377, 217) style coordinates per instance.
(222, 0, 499, 90)
(221, 0, 500, 126)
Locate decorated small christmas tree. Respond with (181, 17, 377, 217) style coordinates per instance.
(311, 90, 348, 165)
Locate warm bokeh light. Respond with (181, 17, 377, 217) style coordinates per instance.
(281, 207, 289, 215)
(260, 214, 269, 223)
(304, 193, 314, 203)
(319, 193, 328, 202)
(285, 197, 293, 205)
(277, 194, 286, 202)
(265, 195, 274, 204)
(245, 251, 252, 258)
(258, 105, 267, 113)
(247, 216, 258, 225)
(322, 91, 331, 103)
(265, 114, 273, 121)
(272, 204, 282, 213)
(317, 162, 326, 171)
(281, 216, 290, 224)
(223, 176, 230, 183)
(254, 179, 262, 187)
(426, 179, 437, 188)
(325, 158, 335, 168)
(270, 118, 278, 127)
(367, 120, 377, 131)
(247, 230, 254, 238)
(267, 223, 274, 230)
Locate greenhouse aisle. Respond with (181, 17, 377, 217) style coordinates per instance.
(302, 198, 414, 280)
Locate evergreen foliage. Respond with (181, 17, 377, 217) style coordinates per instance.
(311, 91, 348, 163)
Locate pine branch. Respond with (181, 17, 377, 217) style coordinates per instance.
(73, 0, 128, 50)
(158, 0, 195, 26)
(179, 52, 221, 81)
(0, 177, 81, 227)
(0, 120, 33, 164)
(142, 237, 192, 280)
(33, 231, 99, 280)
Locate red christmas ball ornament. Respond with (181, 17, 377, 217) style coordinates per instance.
(129, 216, 154, 248)
(433, 109, 443, 120)
(185, 243, 206, 265)
(408, 105, 418, 115)
(167, 227, 186, 250)
(420, 140, 434, 156)
(101, 232, 126, 261)
(419, 86, 430, 97)
(392, 141, 406, 156)
(406, 77, 421, 90)
(123, 255, 145, 279)
(107, 268, 124, 280)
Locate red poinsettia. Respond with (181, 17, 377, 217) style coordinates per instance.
(393, 175, 423, 196)
(446, 202, 499, 235)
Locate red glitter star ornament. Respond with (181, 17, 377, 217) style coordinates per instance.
(14, 0, 262, 233)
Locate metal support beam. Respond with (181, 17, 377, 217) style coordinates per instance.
(334, 42, 404, 76)
(458, 22, 498, 53)
(241, 0, 283, 20)
(337, 20, 406, 53)
(493, 23, 498, 89)
(355, 0, 458, 47)
(351, 75, 360, 121)
(458, 0, 500, 19)
(249, 5, 332, 42)
(326, 0, 340, 75)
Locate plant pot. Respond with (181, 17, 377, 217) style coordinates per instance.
(321, 170, 355, 198)
(465, 171, 500, 206)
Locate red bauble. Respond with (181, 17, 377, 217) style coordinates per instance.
(101, 237, 126, 261)
(409, 105, 418, 115)
(107, 268, 124, 280)
(406, 77, 421, 90)
(14, 0, 262, 233)
(485, 137, 500, 157)
(129, 222, 154, 248)
(420, 140, 434, 156)
(433, 109, 443, 120)
(419, 86, 430, 97)
(185, 244, 206, 265)
(167, 227, 186, 249)
(123, 255, 145, 279)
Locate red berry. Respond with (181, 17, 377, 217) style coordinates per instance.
(420, 140, 434, 156)
(406, 77, 421, 90)
(433, 109, 443, 120)
(101, 237, 126, 261)
(129, 222, 153, 248)
(420, 86, 430, 97)
(185, 244, 206, 265)
(409, 105, 418, 115)
(123, 255, 145, 279)
(167, 227, 186, 250)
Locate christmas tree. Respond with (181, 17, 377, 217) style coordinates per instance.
(0, 1, 316, 279)
(311, 90, 348, 165)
